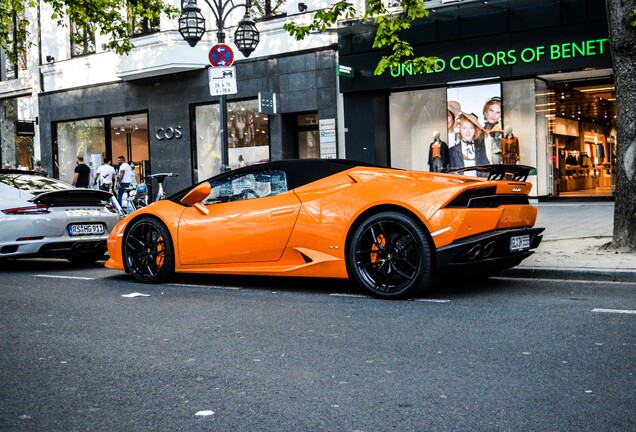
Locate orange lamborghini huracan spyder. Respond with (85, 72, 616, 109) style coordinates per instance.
(106, 159, 543, 299)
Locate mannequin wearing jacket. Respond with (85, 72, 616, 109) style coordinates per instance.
(502, 127, 520, 164)
(428, 131, 449, 172)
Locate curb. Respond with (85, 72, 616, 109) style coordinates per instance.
(499, 267, 636, 283)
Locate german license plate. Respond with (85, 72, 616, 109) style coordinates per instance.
(509, 235, 530, 251)
(69, 224, 105, 236)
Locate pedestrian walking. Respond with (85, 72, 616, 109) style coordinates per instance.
(94, 157, 116, 192)
(72, 155, 91, 188)
(33, 160, 48, 177)
(117, 156, 135, 205)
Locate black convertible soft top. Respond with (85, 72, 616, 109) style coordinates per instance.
(239, 159, 378, 190)
(169, 159, 379, 202)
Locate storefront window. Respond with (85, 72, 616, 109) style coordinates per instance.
(194, 99, 270, 181)
(389, 88, 446, 171)
(55, 118, 105, 185)
(546, 75, 616, 197)
(1, 97, 34, 170)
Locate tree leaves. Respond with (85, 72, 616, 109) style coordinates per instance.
(0, 0, 178, 66)
(284, 0, 434, 76)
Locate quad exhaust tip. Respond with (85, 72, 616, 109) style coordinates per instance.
(466, 241, 497, 260)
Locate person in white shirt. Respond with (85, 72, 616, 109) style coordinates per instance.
(94, 158, 116, 192)
(117, 156, 135, 205)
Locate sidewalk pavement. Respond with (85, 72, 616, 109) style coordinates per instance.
(507, 201, 636, 281)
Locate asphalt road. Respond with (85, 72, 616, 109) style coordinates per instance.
(1, 259, 635, 432)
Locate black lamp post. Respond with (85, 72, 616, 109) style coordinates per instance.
(178, 0, 260, 170)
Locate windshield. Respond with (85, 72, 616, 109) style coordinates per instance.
(0, 173, 72, 193)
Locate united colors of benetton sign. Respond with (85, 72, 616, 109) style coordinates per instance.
(390, 38, 609, 77)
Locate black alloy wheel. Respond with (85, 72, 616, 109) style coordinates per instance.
(348, 211, 433, 299)
(124, 217, 175, 283)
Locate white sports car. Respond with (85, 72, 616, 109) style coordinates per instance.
(0, 169, 122, 264)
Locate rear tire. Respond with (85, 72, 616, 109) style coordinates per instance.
(348, 211, 433, 299)
(123, 217, 175, 283)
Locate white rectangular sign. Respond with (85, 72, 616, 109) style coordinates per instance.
(319, 118, 337, 159)
(209, 67, 237, 96)
(319, 118, 336, 130)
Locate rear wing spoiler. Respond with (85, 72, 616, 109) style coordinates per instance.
(448, 164, 536, 182)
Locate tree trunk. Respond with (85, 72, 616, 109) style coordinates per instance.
(606, 0, 636, 251)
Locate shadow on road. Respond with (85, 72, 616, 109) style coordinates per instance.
(0, 257, 516, 300)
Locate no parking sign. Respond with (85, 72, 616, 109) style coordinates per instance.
(208, 44, 234, 67)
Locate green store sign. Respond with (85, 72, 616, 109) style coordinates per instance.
(390, 38, 609, 77)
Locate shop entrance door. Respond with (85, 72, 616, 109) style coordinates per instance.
(108, 113, 150, 184)
(547, 76, 616, 198)
(296, 113, 319, 159)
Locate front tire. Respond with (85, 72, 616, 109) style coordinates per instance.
(123, 217, 174, 283)
(348, 212, 433, 299)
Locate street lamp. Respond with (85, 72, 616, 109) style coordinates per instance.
(178, 0, 260, 170)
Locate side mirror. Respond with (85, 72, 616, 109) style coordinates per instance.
(180, 182, 211, 215)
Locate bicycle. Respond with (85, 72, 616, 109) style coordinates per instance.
(123, 172, 179, 214)
(144, 172, 179, 202)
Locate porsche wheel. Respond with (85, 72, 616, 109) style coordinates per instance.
(348, 212, 433, 299)
(124, 217, 174, 283)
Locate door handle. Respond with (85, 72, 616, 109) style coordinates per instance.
(270, 208, 295, 217)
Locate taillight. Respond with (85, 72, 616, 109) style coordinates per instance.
(2, 205, 51, 215)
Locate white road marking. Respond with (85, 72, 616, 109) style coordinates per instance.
(591, 308, 636, 315)
(415, 299, 451, 303)
(168, 283, 240, 290)
(33, 274, 95, 281)
(121, 292, 150, 298)
(329, 293, 370, 298)
(491, 276, 636, 286)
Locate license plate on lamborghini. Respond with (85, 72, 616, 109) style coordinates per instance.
(509, 235, 530, 251)
(69, 224, 105, 236)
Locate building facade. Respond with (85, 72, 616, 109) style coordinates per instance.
(338, 0, 616, 198)
(0, 0, 616, 199)
(1, 0, 344, 194)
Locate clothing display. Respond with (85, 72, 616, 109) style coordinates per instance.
(428, 138, 449, 172)
(502, 133, 520, 164)
(489, 125, 504, 164)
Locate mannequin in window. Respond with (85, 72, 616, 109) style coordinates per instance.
(428, 130, 449, 172)
(489, 124, 504, 164)
(502, 126, 520, 164)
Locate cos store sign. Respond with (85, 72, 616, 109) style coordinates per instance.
(156, 126, 183, 140)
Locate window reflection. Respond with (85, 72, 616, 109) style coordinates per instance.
(0, 173, 71, 191)
(194, 99, 270, 181)
(55, 118, 105, 184)
(204, 169, 287, 204)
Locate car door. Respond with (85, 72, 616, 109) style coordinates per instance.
(177, 169, 301, 265)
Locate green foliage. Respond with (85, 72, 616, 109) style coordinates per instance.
(630, 9, 636, 26)
(283, 0, 436, 76)
(284, 1, 357, 38)
(0, 0, 178, 66)
(251, 0, 287, 19)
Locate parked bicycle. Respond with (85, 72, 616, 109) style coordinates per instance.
(122, 172, 179, 213)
